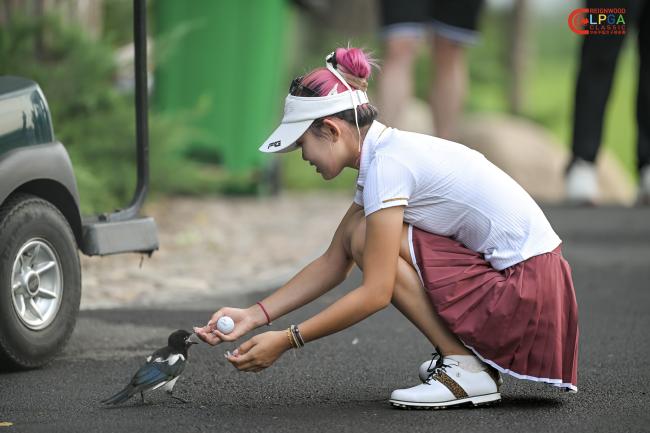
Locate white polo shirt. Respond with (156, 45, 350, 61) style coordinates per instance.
(354, 121, 561, 270)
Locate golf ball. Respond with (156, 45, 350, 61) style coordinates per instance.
(216, 316, 235, 334)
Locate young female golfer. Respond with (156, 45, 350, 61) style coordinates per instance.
(194, 47, 579, 408)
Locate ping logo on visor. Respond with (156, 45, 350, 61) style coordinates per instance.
(268, 141, 281, 148)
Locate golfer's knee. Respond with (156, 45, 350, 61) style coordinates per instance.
(350, 220, 413, 269)
(399, 224, 414, 266)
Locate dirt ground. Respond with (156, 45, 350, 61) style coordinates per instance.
(79, 192, 352, 309)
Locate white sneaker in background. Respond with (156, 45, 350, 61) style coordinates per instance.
(391, 357, 501, 409)
(566, 158, 598, 204)
(637, 165, 650, 205)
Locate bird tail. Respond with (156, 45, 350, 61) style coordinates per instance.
(101, 386, 133, 405)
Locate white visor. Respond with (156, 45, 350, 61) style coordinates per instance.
(259, 89, 369, 153)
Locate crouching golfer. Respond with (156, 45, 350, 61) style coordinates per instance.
(195, 47, 579, 408)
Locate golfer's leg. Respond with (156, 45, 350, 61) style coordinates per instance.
(392, 255, 472, 356)
(348, 216, 471, 356)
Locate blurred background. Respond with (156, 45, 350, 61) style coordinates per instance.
(0, 0, 640, 213)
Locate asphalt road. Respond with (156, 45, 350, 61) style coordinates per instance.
(1, 206, 650, 433)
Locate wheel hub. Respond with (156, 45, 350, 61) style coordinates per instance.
(10, 239, 63, 330)
(23, 271, 40, 297)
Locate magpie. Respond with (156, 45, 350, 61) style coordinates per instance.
(101, 329, 199, 405)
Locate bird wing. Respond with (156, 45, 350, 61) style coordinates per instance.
(102, 350, 186, 405)
(131, 353, 186, 389)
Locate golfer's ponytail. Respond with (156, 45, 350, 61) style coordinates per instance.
(290, 46, 378, 128)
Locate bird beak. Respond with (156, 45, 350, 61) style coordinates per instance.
(186, 333, 200, 345)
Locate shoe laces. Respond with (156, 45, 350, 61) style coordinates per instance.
(424, 352, 441, 373)
(423, 353, 456, 385)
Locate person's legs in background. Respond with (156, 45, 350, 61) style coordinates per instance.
(636, 0, 650, 203)
(567, 0, 633, 203)
(430, 35, 468, 140)
(377, 0, 428, 127)
(429, 0, 483, 140)
(378, 34, 422, 127)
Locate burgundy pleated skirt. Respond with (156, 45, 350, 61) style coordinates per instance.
(408, 225, 579, 392)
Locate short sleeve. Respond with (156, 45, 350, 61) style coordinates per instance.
(363, 155, 415, 216)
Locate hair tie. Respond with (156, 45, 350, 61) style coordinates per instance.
(337, 70, 368, 92)
(325, 51, 368, 92)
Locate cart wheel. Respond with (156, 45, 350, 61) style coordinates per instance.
(0, 193, 81, 370)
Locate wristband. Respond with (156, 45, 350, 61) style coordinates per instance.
(256, 301, 272, 326)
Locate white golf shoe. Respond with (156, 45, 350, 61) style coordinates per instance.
(391, 357, 501, 409)
(418, 352, 442, 382)
(418, 352, 502, 386)
(565, 158, 598, 204)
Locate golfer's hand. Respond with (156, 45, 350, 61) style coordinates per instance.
(226, 331, 289, 372)
(194, 307, 256, 345)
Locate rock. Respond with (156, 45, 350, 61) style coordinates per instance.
(457, 113, 636, 205)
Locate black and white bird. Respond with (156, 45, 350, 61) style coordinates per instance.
(101, 329, 199, 405)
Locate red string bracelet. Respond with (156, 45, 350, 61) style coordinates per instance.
(256, 301, 272, 326)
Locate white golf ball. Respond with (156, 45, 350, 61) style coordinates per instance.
(216, 316, 235, 334)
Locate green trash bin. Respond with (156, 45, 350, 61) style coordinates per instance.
(153, 0, 289, 183)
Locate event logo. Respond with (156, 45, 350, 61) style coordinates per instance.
(568, 8, 626, 35)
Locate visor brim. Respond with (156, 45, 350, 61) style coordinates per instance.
(258, 120, 313, 154)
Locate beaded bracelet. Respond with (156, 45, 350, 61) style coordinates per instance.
(286, 328, 297, 349)
(286, 327, 302, 349)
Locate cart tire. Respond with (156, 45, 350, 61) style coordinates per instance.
(0, 193, 81, 370)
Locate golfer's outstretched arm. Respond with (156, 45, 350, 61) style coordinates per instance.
(195, 201, 364, 345)
(297, 206, 404, 342)
(250, 202, 363, 326)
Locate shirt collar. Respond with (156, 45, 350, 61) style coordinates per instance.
(357, 120, 387, 187)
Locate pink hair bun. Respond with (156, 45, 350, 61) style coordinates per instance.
(299, 47, 375, 96)
(334, 47, 374, 80)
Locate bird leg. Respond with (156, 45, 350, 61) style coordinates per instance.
(168, 390, 189, 404)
